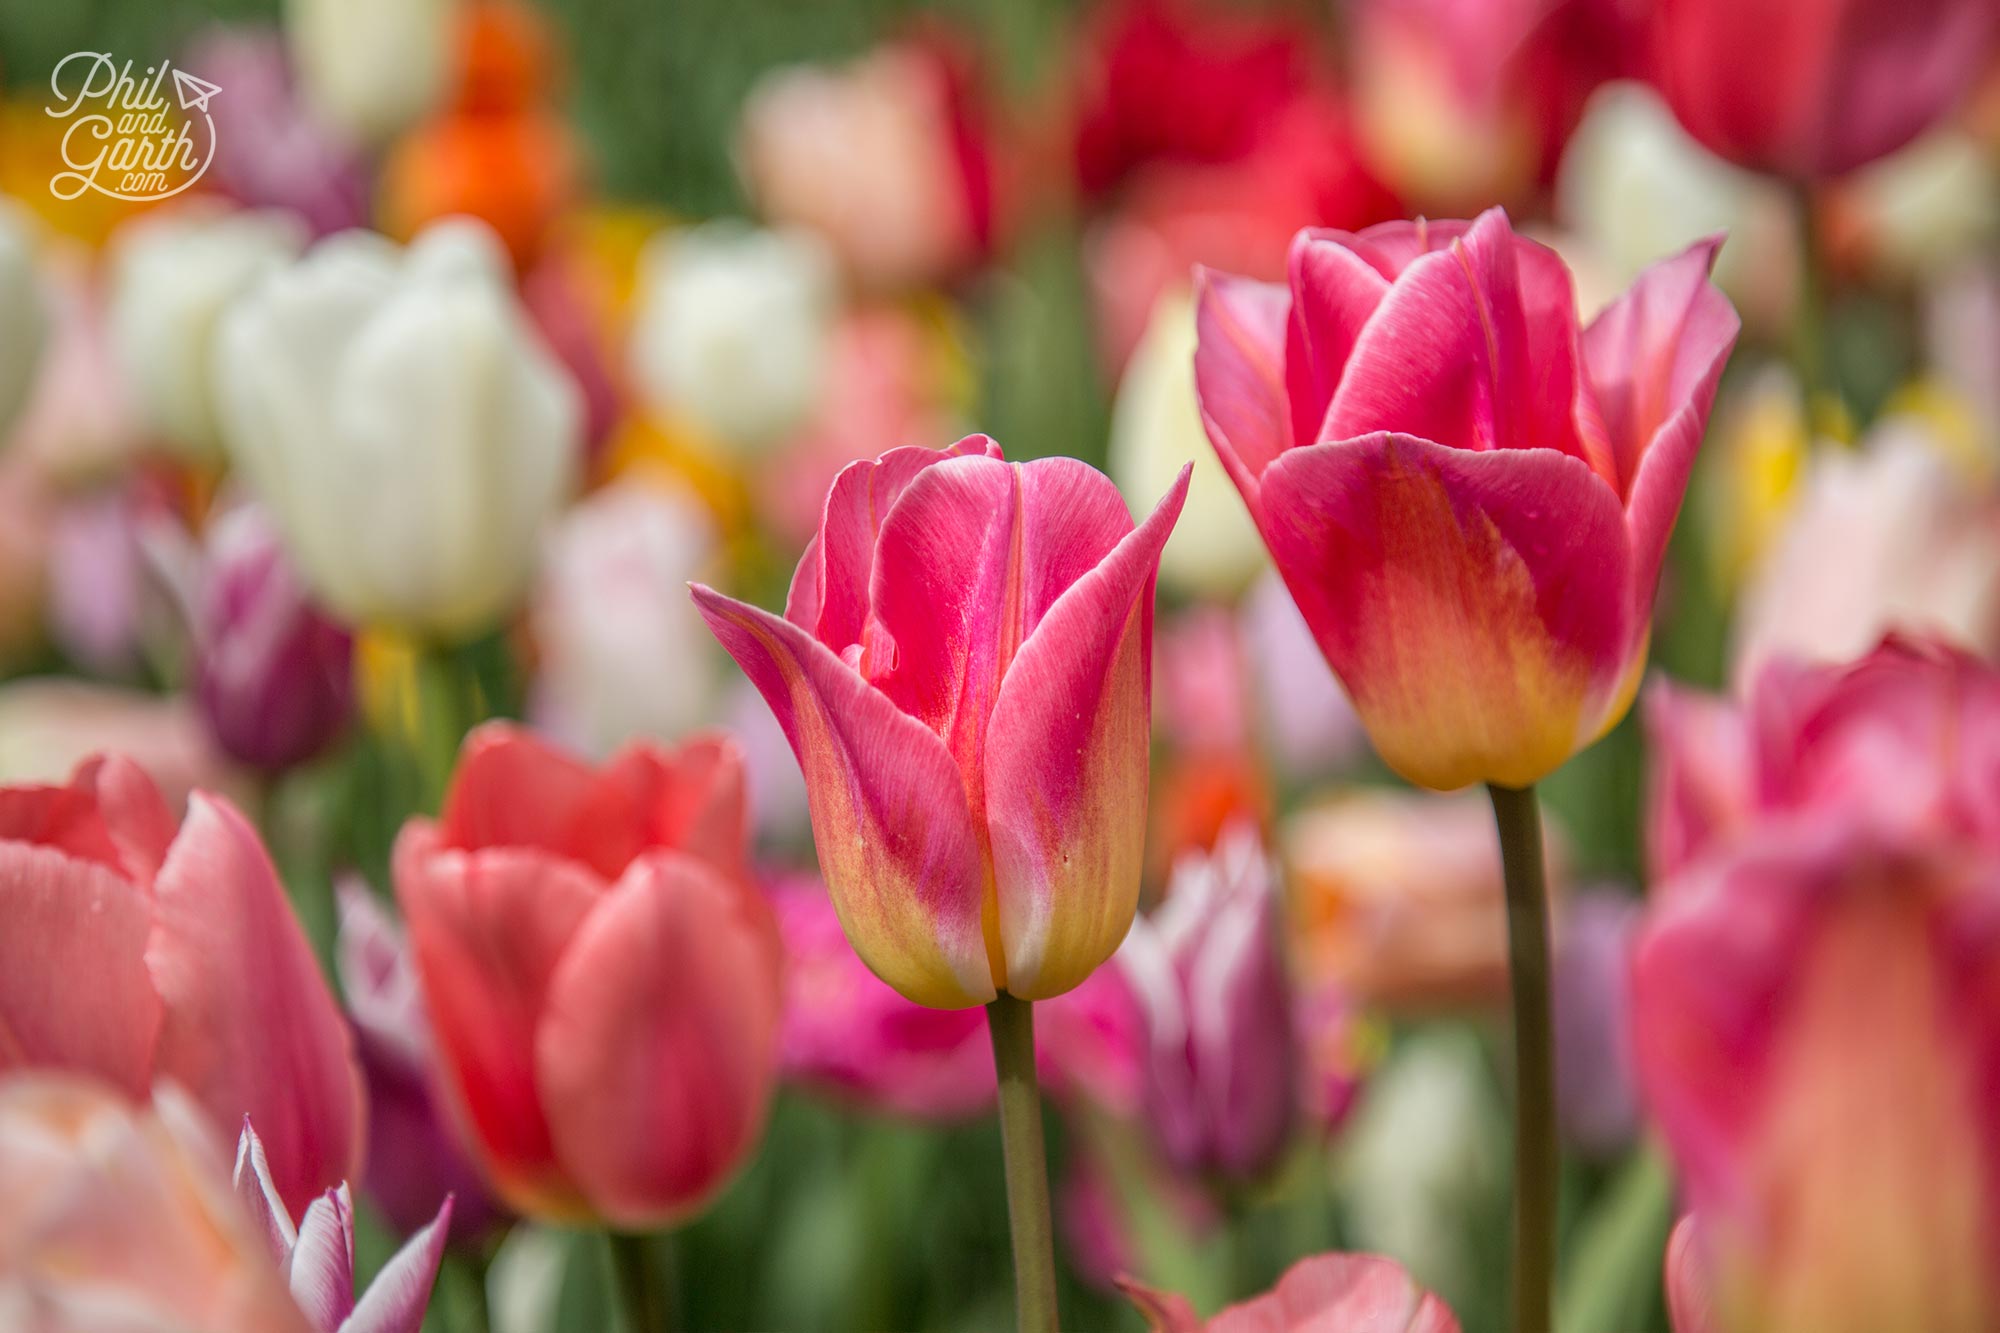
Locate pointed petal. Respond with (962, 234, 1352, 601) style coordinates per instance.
(984, 466, 1189, 998)
(1259, 434, 1633, 789)
(436, 723, 601, 860)
(1283, 230, 1391, 448)
(342, 1197, 452, 1333)
(692, 585, 991, 1006)
(1114, 1274, 1206, 1333)
(391, 823, 599, 1218)
(71, 754, 179, 886)
(1193, 267, 1291, 514)
(1665, 1215, 1720, 1333)
(537, 854, 781, 1227)
(144, 794, 364, 1217)
(288, 1186, 355, 1332)
(589, 731, 749, 886)
(233, 1118, 298, 1263)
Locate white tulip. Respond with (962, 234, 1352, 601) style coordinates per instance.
(108, 206, 304, 462)
(532, 480, 720, 757)
(213, 219, 581, 639)
(284, 0, 451, 144)
(0, 203, 49, 447)
(628, 221, 836, 454)
(1108, 289, 1266, 597)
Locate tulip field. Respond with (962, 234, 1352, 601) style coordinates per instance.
(0, 1, 1997, 1331)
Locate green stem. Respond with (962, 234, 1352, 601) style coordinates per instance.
(987, 993, 1060, 1333)
(1488, 783, 1556, 1333)
(607, 1231, 672, 1333)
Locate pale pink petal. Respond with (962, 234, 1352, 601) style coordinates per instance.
(1210, 1252, 1462, 1333)
(232, 1118, 298, 1264)
(1192, 267, 1291, 510)
(343, 1196, 452, 1333)
(1665, 1215, 1720, 1333)
(288, 1185, 355, 1332)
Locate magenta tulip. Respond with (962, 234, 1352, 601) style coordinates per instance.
(694, 435, 1189, 1007)
(1193, 209, 1737, 789)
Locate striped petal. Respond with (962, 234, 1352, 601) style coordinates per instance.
(343, 1197, 452, 1333)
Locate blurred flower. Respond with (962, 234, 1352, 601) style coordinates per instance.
(1122, 825, 1296, 1179)
(0, 1075, 313, 1333)
(1286, 789, 1568, 1009)
(1120, 1250, 1462, 1332)
(1194, 211, 1738, 789)
(0, 457, 51, 669)
(628, 221, 837, 455)
(233, 1118, 451, 1333)
(184, 504, 355, 772)
(106, 205, 305, 463)
(724, 677, 809, 839)
(0, 680, 241, 810)
(7, 242, 140, 485)
(1552, 887, 1642, 1156)
(393, 723, 781, 1226)
(1058, 1143, 1217, 1295)
(1240, 571, 1364, 780)
(1109, 288, 1265, 597)
(1696, 366, 1810, 593)
(1646, 0, 1999, 179)
(1665, 1215, 1721, 1333)
(284, 0, 451, 144)
(695, 438, 1189, 1006)
(214, 218, 581, 639)
(1828, 130, 2000, 284)
(0, 202, 46, 445)
(1730, 420, 2000, 685)
(45, 483, 160, 679)
(532, 479, 719, 758)
(1925, 260, 2000, 451)
(181, 27, 372, 236)
(1556, 82, 1798, 330)
(0, 755, 363, 1215)
(334, 882, 503, 1244)
(521, 250, 624, 458)
(739, 36, 995, 290)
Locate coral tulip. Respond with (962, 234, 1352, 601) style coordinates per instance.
(393, 723, 782, 1226)
(694, 436, 1189, 1007)
(1120, 1251, 1461, 1332)
(1193, 208, 1737, 789)
(0, 756, 363, 1216)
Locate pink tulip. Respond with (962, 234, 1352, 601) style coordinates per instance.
(0, 756, 363, 1216)
(694, 436, 1189, 1007)
(1119, 1251, 1461, 1332)
(1648, 0, 2000, 180)
(393, 723, 783, 1227)
(1194, 209, 1738, 789)
(233, 1119, 450, 1333)
(1665, 1215, 1721, 1333)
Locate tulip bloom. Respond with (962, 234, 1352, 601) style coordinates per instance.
(0, 203, 47, 443)
(1194, 209, 1738, 789)
(0, 756, 363, 1216)
(1121, 1252, 1461, 1332)
(694, 436, 1189, 1007)
(393, 723, 782, 1226)
(1648, 0, 2000, 180)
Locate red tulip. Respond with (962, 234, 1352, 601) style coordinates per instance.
(1648, 0, 2000, 179)
(694, 436, 1189, 1007)
(1120, 1251, 1461, 1332)
(0, 756, 362, 1216)
(392, 723, 782, 1227)
(1194, 209, 1738, 789)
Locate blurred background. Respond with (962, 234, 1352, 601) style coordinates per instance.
(0, 0, 1996, 1329)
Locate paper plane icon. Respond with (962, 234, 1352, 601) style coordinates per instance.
(171, 68, 221, 113)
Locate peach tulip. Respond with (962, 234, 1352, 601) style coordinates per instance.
(694, 436, 1189, 1007)
(1121, 1251, 1461, 1332)
(393, 723, 782, 1227)
(1194, 209, 1738, 789)
(0, 757, 362, 1216)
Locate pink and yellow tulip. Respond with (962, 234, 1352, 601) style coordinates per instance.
(1193, 209, 1738, 790)
(694, 436, 1188, 1007)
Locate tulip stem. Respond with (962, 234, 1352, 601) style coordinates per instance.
(1489, 782, 1556, 1333)
(987, 992, 1060, 1333)
(607, 1230, 673, 1333)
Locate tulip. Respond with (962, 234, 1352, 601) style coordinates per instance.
(212, 218, 581, 639)
(107, 206, 305, 462)
(0, 1075, 314, 1332)
(46, 484, 157, 679)
(0, 681, 241, 809)
(284, 0, 451, 144)
(694, 436, 1189, 1007)
(1648, 0, 2000, 181)
(1120, 824, 1296, 1178)
(1120, 1251, 1462, 1333)
(233, 1118, 451, 1333)
(531, 480, 721, 759)
(0, 756, 361, 1216)
(188, 504, 356, 772)
(5, 240, 140, 485)
(0, 201, 47, 445)
(1194, 209, 1739, 790)
(335, 881, 502, 1242)
(393, 722, 782, 1226)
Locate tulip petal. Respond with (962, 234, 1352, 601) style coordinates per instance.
(1259, 433, 1632, 789)
(0, 841, 162, 1095)
(691, 585, 991, 1006)
(392, 824, 600, 1218)
(537, 853, 780, 1227)
(233, 1119, 299, 1263)
(1209, 1253, 1463, 1333)
(145, 794, 364, 1218)
(1115, 1275, 1205, 1333)
(289, 1185, 355, 1331)
(1643, 677, 1754, 886)
(1192, 268, 1290, 511)
(1283, 230, 1391, 449)
(588, 732, 750, 887)
(438, 723, 602, 861)
(1665, 1215, 1720, 1333)
(343, 1196, 452, 1333)
(71, 754, 179, 886)
(984, 465, 1189, 998)
(1585, 236, 1737, 639)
